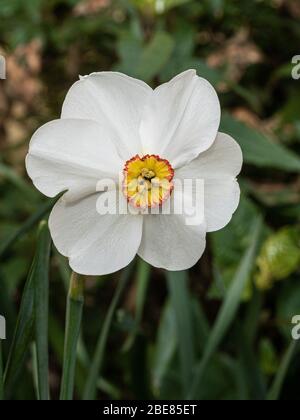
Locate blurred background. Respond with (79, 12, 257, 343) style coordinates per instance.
(0, 0, 300, 401)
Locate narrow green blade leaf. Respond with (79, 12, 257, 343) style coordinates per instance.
(267, 340, 299, 400)
(4, 221, 51, 395)
(167, 270, 196, 397)
(34, 221, 51, 400)
(83, 263, 133, 400)
(0, 195, 63, 259)
(60, 273, 84, 400)
(4, 269, 35, 395)
(220, 114, 300, 172)
(188, 217, 263, 399)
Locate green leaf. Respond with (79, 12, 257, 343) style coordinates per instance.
(60, 273, 84, 400)
(4, 221, 51, 395)
(4, 275, 34, 395)
(167, 271, 196, 397)
(115, 29, 143, 77)
(197, 354, 238, 400)
(34, 221, 51, 400)
(136, 31, 175, 82)
(188, 217, 263, 399)
(267, 340, 299, 400)
(0, 195, 63, 259)
(220, 114, 300, 172)
(83, 263, 134, 400)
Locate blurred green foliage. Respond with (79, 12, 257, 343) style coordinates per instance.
(0, 0, 300, 400)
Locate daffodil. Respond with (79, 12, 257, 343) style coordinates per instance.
(26, 70, 242, 275)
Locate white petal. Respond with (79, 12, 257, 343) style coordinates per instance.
(138, 213, 206, 271)
(203, 179, 240, 232)
(176, 132, 242, 232)
(138, 187, 206, 271)
(26, 119, 122, 201)
(49, 193, 143, 275)
(61, 72, 152, 160)
(140, 70, 221, 168)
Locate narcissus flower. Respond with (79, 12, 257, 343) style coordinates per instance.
(26, 70, 242, 275)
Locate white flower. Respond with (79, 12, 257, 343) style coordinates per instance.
(26, 70, 242, 275)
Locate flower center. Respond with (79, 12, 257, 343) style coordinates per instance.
(140, 168, 155, 180)
(123, 154, 174, 209)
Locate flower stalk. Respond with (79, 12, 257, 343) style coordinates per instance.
(60, 272, 84, 400)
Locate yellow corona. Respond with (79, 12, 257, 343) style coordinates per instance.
(123, 154, 174, 209)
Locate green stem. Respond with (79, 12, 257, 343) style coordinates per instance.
(135, 260, 150, 328)
(83, 264, 133, 400)
(123, 259, 151, 351)
(60, 272, 84, 400)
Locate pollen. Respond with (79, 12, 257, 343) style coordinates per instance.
(123, 154, 174, 209)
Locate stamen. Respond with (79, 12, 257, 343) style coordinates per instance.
(141, 168, 155, 179)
